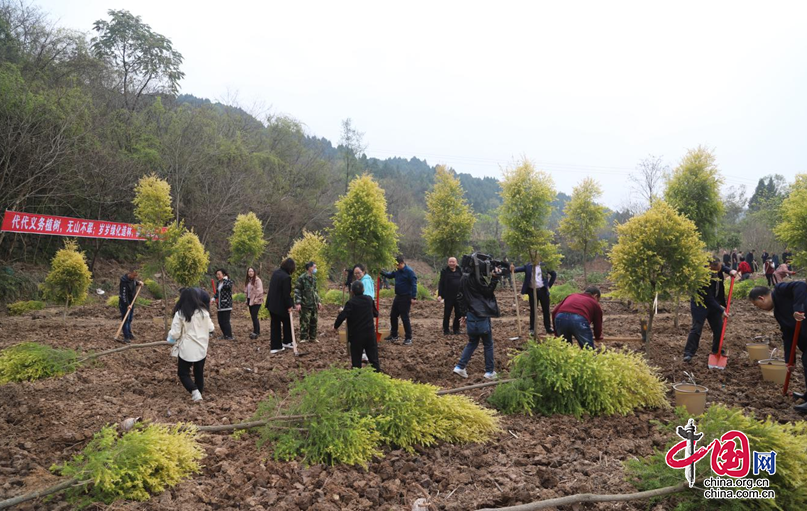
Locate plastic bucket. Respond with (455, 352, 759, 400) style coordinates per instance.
(746, 342, 769, 363)
(377, 327, 390, 340)
(758, 359, 787, 384)
(673, 383, 709, 415)
(338, 329, 347, 343)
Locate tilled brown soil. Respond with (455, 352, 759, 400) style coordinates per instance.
(0, 290, 802, 510)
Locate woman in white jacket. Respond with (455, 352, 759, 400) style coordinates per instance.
(168, 288, 215, 402)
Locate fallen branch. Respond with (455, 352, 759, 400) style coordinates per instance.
(0, 477, 84, 510)
(476, 481, 694, 511)
(436, 379, 515, 395)
(196, 413, 314, 433)
(77, 341, 170, 364)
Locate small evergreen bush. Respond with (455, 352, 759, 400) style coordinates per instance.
(416, 283, 434, 301)
(7, 300, 45, 316)
(233, 292, 246, 303)
(106, 296, 152, 308)
(626, 405, 807, 511)
(549, 282, 579, 306)
(731, 278, 769, 299)
(40, 240, 92, 316)
(379, 289, 395, 299)
(0, 342, 78, 384)
(321, 289, 345, 305)
(53, 422, 204, 506)
(144, 278, 163, 299)
(253, 368, 500, 467)
(488, 336, 668, 417)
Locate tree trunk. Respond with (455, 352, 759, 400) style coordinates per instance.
(646, 307, 655, 344)
(161, 265, 168, 337)
(532, 263, 539, 337)
(674, 294, 680, 328)
(511, 273, 522, 338)
(582, 246, 588, 285)
(63, 296, 68, 324)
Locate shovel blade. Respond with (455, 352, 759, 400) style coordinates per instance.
(508, 336, 521, 341)
(707, 353, 728, 369)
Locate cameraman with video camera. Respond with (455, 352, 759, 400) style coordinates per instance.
(452, 253, 503, 380)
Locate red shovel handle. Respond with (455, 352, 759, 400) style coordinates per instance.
(783, 321, 803, 396)
(211, 279, 218, 305)
(716, 276, 735, 354)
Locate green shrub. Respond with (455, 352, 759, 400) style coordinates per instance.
(417, 283, 434, 300)
(165, 230, 210, 288)
(488, 336, 668, 417)
(586, 271, 607, 285)
(106, 296, 152, 307)
(322, 289, 345, 305)
(731, 278, 769, 299)
(53, 422, 204, 505)
(144, 278, 163, 299)
(7, 300, 45, 316)
(550, 282, 578, 306)
(253, 367, 500, 466)
(243, 305, 270, 320)
(626, 405, 807, 511)
(233, 292, 247, 303)
(0, 266, 40, 302)
(379, 289, 395, 299)
(0, 342, 78, 384)
(40, 240, 92, 312)
(556, 267, 583, 283)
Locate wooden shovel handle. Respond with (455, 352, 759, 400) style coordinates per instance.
(114, 284, 142, 340)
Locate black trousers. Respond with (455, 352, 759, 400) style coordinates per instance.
(766, 274, 774, 286)
(784, 332, 807, 393)
(270, 311, 292, 350)
(684, 308, 723, 356)
(390, 295, 412, 339)
(527, 287, 552, 333)
(217, 310, 232, 338)
(350, 335, 381, 372)
(443, 297, 461, 333)
(177, 356, 205, 393)
(248, 304, 261, 335)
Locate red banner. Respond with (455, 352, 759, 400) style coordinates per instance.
(1, 210, 144, 241)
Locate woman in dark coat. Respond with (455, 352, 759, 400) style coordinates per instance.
(265, 258, 295, 353)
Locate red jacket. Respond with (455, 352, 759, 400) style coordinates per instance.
(738, 261, 752, 274)
(552, 293, 603, 340)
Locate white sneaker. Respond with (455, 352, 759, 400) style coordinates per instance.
(282, 343, 293, 349)
(484, 371, 498, 380)
(270, 348, 285, 354)
(362, 353, 369, 362)
(453, 366, 468, 379)
(191, 390, 202, 402)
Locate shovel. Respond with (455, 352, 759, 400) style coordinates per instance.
(288, 310, 305, 357)
(783, 320, 803, 396)
(211, 278, 218, 305)
(114, 283, 143, 343)
(708, 276, 735, 370)
(509, 271, 522, 341)
(375, 276, 382, 343)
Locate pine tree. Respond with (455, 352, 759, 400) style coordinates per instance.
(166, 230, 210, 288)
(286, 231, 330, 291)
(229, 212, 266, 268)
(559, 178, 607, 283)
(423, 165, 475, 260)
(41, 239, 92, 322)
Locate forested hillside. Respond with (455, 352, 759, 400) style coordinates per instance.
(1, 2, 573, 269)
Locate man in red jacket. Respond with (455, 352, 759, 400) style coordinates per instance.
(551, 287, 603, 349)
(738, 260, 753, 281)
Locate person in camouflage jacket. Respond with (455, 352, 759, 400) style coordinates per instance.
(294, 262, 323, 341)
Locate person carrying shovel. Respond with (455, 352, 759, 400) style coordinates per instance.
(118, 269, 143, 343)
(749, 282, 807, 412)
(682, 257, 737, 363)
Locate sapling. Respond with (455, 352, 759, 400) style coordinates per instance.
(40, 239, 92, 322)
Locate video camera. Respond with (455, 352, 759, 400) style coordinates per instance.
(461, 253, 508, 284)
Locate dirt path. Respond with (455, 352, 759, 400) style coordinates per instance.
(0, 291, 800, 510)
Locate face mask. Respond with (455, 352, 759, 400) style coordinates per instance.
(312, 268, 317, 274)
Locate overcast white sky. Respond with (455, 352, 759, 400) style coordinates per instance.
(37, 0, 807, 207)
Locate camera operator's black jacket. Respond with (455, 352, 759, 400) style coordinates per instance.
(456, 272, 500, 319)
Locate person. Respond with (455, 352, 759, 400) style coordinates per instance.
(774, 260, 797, 284)
(294, 262, 322, 342)
(552, 287, 603, 349)
(353, 264, 376, 362)
(266, 258, 295, 354)
(452, 253, 502, 380)
(245, 267, 264, 339)
(511, 260, 557, 336)
(722, 251, 731, 267)
(764, 259, 776, 287)
(168, 288, 215, 402)
(761, 250, 769, 267)
(782, 249, 792, 265)
(118, 269, 143, 343)
(343, 268, 355, 293)
(746, 250, 756, 272)
(749, 283, 807, 412)
(212, 269, 234, 340)
(731, 250, 739, 271)
(772, 253, 780, 269)
(334, 280, 381, 371)
(683, 258, 738, 363)
(381, 255, 418, 345)
(438, 257, 463, 335)
(738, 259, 753, 281)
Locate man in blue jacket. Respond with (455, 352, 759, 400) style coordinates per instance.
(381, 255, 418, 345)
(750, 282, 807, 412)
(510, 261, 557, 336)
(683, 258, 737, 363)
